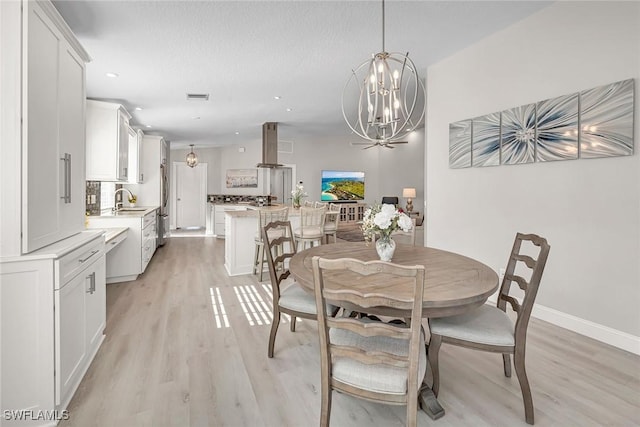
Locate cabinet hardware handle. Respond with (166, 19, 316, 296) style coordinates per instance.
(79, 249, 99, 263)
(59, 153, 71, 203)
(124, 166, 128, 178)
(86, 271, 96, 294)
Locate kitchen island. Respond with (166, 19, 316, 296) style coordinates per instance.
(224, 205, 300, 276)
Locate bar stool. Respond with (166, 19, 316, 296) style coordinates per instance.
(253, 207, 289, 281)
(294, 206, 326, 250)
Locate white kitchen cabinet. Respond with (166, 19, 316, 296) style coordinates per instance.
(127, 126, 143, 184)
(86, 99, 131, 182)
(214, 205, 226, 237)
(0, 231, 106, 426)
(0, 0, 90, 256)
(87, 208, 158, 283)
(54, 237, 106, 408)
(126, 135, 167, 206)
(142, 211, 157, 272)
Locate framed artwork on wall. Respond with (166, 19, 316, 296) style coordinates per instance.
(536, 93, 579, 162)
(226, 169, 258, 188)
(580, 79, 634, 159)
(501, 103, 536, 165)
(472, 112, 501, 167)
(449, 120, 472, 168)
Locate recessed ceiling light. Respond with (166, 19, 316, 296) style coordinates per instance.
(235, 131, 240, 135)
(286, 108, 292, 112)
(105, 72, 119, 78)
(192, 116, 201, 120)
(135, 107, 143, 111)
(274, 96, 281, 100)
(145, 125, 152, 128)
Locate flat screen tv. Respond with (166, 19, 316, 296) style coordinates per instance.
(321, 170, 365, 202)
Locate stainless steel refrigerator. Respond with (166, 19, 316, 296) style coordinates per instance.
(157, 161, 168, 246)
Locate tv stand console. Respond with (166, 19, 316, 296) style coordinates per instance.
(338, 202, 367, 226)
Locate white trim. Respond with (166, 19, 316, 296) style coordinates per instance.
(487, 296, 640, 355)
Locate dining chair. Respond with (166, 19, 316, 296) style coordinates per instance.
(322, 203, 342, 244)
(381, 196, 399, 206)
(392, 218, 416, 245)
(253, 207, 288, 281)
(312, 257, 427, 427)
(294, 206, 326, 250)
(263, 220, 336, 358)
(314, 201, 327, 208)
(303, 200, 315, 207)
(428, 232, 550, 425)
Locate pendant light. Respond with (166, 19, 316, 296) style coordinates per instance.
(186, 144, 198, 168)
(342, 0, 425, 148)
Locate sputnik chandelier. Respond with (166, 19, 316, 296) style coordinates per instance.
(342, 0, 425, 148)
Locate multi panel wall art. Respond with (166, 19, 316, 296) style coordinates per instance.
(449, 79, 635, 168)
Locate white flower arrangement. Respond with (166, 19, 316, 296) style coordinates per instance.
(291, 182, 307, 206)
(361, 202, 413, 242)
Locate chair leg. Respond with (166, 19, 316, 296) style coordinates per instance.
(290, 315, 297, 332)
(427, 333, 442, 397)
(253, 242, 260, 275)
(514, 348, 534, 424)
(406, 381, 419, 427)
(320, 385, 332, 427)
(258, 243, 265, 281)
(268, 310, 281, 358)
(503, 353, 512, 377)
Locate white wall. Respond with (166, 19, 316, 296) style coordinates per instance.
(170, 129, 425, 212)
(425, 1, 640, 350)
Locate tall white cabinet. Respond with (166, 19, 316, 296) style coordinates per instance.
(0, 2, 106, 425)
(0, 0, 90, 256)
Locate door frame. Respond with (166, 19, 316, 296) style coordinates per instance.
(170, 161, 207, 230)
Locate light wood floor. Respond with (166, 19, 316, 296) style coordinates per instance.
(61, 237, 640, 427)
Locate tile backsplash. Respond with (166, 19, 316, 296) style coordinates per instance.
(86, 181, 101, 215)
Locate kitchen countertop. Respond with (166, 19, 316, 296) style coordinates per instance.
(102, 227, 128, 243)
(224, 204, 301, 218)
(89, 206, 159, 218)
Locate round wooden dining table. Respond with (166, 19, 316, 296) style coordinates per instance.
(289, 241, 499, 319)
(288, 241, 499, 420)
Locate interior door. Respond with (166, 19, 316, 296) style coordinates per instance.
(175, 162, 207, 228)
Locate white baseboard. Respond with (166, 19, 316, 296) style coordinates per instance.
(487, 296, 640, 355)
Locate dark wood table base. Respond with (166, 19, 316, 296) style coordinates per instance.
(419, 385, 446, 420)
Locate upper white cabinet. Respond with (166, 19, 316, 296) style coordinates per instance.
(127, 128, 144, 183)
(0, 0, 90, 256)
(86, 99, 131, 182)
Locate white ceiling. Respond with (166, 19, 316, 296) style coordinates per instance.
(53, 0, 550, 149)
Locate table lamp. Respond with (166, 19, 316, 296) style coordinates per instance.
(402, 188, 416, 213)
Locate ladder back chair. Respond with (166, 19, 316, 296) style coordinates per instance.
(294, 206, 326, 250)
(392, 218, 417, 246)
(314, 201, 327, 208)
(323, 203, 342, 244)
(263, 221, 336, 358)
(253, 207, 289, 281)
(303, 200, 315, 207)
(428, 232, 550, 424)
(312, 257, 427, 427)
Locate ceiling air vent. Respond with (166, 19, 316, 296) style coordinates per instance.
(186, 93, 210, 101)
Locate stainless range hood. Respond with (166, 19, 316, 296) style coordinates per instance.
(256, 122, 283, 168)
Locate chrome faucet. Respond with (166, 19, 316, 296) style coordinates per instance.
(113, 188, 135, 211)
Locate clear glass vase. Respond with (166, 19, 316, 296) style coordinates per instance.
(375, 235, 396, 262)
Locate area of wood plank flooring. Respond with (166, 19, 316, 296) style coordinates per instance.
(60, 236, 640, 426)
